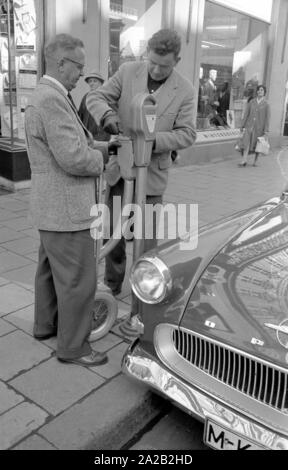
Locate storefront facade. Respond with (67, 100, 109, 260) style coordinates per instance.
(0, 0, 44, 188)
(0, 0, 287, 186)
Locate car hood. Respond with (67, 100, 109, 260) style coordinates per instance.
(180, 196, 288, 367)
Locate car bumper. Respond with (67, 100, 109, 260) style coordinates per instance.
(122, 341, 288, 450)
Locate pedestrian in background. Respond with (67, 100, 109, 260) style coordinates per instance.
(78, 71, 110, 141)
(87, 28, 197, 297)
(238, 85, 270, 167)
(25, 34, 119, 367)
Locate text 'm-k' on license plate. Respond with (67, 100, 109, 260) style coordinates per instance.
(204, 419, 264, 450)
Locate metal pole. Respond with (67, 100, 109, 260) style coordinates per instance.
(7, 0, 14, 146)
(133, 166, 147, 262)
(118, 166, 147, 336)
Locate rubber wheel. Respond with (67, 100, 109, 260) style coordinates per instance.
(89, 291, 118, 342)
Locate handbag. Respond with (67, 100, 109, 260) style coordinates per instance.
(235, 135, 244, 152)
(255, 136, 270, 155)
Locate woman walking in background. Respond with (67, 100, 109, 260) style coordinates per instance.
(238, 85, 270, 167)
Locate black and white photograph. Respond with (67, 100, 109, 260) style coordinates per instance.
(0, 0, 287, 459)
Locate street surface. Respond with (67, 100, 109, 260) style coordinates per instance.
(129, 407, 207, 450)
(0, 146, 287, 450)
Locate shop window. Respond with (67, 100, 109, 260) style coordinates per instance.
(108, 0, 162, 77)
(197, 0, 268, 131)
(0, 0, 43, 147)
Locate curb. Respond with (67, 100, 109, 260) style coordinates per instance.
(31, 374, 167, 450)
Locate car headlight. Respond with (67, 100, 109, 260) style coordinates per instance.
(130, 256, 172, 304)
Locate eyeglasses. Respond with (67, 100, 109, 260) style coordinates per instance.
(62, 56, 85, 72)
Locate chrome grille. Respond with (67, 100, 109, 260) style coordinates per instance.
(173, 329, 288, 412)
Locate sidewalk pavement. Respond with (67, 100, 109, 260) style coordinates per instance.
(0, 145, 287, 450)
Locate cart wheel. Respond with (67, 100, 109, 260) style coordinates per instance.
(89, 290, 118, 342)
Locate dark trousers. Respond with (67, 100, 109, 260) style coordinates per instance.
(34, 230, 96, 359)
(104, 178, 163, 294)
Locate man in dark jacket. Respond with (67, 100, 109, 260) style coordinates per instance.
(78, 71, 110, 141)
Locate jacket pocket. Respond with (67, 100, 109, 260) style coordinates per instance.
(157, 113, 177, 130)
(158, 155, 172, 170)
(66, 177, 95, 223)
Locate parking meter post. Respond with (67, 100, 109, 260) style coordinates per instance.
(118, 93, 157, 338)
(133, 165, 147, 262)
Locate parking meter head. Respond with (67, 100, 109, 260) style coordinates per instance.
(129, 93, 158, 166)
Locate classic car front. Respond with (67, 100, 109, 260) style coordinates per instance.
(122, 192, 288, 450)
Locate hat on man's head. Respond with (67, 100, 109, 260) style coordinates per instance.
(84, 71, 105, 84)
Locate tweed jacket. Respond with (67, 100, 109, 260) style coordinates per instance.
(86, 61, 197, 195)
(241, 97, 270, 151)
(25, 78, 108, 231)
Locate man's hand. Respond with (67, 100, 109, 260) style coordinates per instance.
(108, 139, 122, 155)
(103, 114, 120, 135)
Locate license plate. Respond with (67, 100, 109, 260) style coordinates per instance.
(204, 419, 264, 450)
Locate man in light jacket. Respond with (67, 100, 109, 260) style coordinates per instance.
(87, 28, 197, 297)
(25, 34, 119, 366)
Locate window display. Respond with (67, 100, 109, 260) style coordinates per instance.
(0, 0, 42, 146)
(108, 0, 162, 76)
(197, 0, 269, 132)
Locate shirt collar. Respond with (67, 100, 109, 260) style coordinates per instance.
(43, 75, 68, 95)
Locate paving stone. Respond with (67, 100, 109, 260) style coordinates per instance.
(37, 336, 57, 351)
(0, 276, 10, 287)
(10, 357, 105, 416)
(5, 304, 34, 335)
(38, 374, 163, 450)
(0, 381, 24, 414)
(0, 331, 52, 381)
(12, 434, 56, 450)
(13, 210, 29, 218)
(24, 252, 38, 262)
(120, 294, 132, 306)
(2, 217, 32, 231)
(2, 237, 39, 255)
(90, 332, 123, 352)
(3, 265, 37, 291)
(90, 341, 129, 379)
(0, 284, 34, 316)
(0, 210, 23, 222)
(0, 402, 48, 450)
(116, 301, 130, 319)
(0, 199, 29, 212)
(0, 318, 16, 336)
(21, 228, 40, 240)
(0, 251, 31, 275)
(0, 227, 26, 244)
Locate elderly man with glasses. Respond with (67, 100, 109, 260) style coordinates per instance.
(25, 34, 120, 367)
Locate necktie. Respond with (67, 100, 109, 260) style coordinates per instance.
(67, 91, 76, 109)
(67, 92, 91, 140)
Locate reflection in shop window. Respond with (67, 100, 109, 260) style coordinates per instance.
(197, 0, 268, 131)
(109, 0, 162, 77)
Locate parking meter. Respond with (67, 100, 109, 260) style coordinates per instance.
(118, 94, 158, 337)
(129, 93, 157, 167)
(101, 94, 157, 264)
(91, 94, 158, 340)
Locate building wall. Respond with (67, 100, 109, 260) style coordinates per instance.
(266, 0, 288, 140)
(45, 0, 109, 106)
(43, 0, 287, 146)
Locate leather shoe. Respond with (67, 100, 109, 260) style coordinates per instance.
(58, 350, 108, 367)
(238, 162, 247, 167)
(34, 331, 57, 341)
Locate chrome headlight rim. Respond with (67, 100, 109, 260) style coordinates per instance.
(130, 255, 172, 304)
